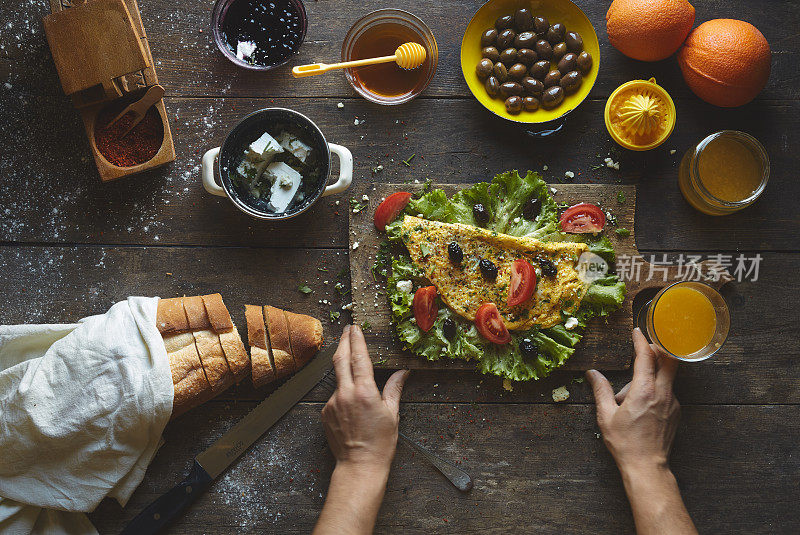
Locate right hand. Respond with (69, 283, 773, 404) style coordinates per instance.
(321, 325, 410, 475)
(585, 328, 681, 474)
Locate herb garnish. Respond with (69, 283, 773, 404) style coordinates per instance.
(298, 283, 312, 294)
(615, 228, 631, 237)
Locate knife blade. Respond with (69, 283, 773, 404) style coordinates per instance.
(120, 345, 334, 535)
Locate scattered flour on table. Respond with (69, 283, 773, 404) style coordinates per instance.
(0, 4, 230, 244)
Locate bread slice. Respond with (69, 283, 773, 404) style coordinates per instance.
(156, 297, 190, 334)
(245, 305, 276, 388)
(201, 293, 250, 381)
(183, 296, 233, 394)
(284, 310, 324, 369)
(163, 331, 213, 418)
(264, 305, 295, 380)
(201, 293, 234, 332)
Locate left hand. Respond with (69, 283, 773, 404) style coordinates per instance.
(321, 325, 410, 475)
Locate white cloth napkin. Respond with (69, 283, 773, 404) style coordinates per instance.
(0, 297, 173, 534)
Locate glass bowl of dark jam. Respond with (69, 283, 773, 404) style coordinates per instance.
(212, 0, 307, 71)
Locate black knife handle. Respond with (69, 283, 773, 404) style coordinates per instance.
(120, 460, 213, 535)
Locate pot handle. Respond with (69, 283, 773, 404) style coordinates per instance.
(323, 143, 353, 197)
(525, 116, 566, 138)
(201, 147, 226, 197)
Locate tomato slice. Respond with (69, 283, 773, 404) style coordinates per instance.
(374, 192, 413, 231)
(413, 286, 438, 332)
(475, 303, 511, 344)
(559, 203, 606, 233)
(508, 259, 537, 306)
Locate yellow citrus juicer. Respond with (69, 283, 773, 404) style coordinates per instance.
(604, 78, 676, 151)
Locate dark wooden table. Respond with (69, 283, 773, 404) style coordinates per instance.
(2, 0, 799, 533)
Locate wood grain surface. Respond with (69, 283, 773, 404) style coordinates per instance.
(1, 0, 799, 532)
(87, 400, 800, 534)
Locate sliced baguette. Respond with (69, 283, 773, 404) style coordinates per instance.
(264, 305, 295, 380)
(202, 293, 250, 381)
(284, 310, 324, 369)
(163, 331, 213, 418)
(183, 296, 233, 394)
(156, 297, 190, 334)
(245, 304, 276, 388)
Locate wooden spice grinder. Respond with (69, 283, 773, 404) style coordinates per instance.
(43, 0, 175, 181)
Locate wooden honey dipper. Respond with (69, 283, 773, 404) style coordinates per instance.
(292, 42, 426, 78)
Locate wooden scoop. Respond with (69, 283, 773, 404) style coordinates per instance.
(106, 84, 165, 136)
(292, 42, 426, 78)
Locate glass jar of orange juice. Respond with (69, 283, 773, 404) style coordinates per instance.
(637, 281, 730, 361)
(678, 130, 769, 215)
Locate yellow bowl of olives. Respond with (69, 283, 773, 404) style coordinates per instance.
(461, 0, 599, 135)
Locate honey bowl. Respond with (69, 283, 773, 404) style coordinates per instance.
(341, 9, 438, 105)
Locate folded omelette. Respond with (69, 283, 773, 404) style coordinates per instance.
(400, 216, 589, 330)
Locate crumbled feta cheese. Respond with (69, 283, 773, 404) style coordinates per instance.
(351, 241, 359, 250)
(670, 149, 677, 155)
(564, 171, 575, 179)
(416, 213, 423, 218)
(396, 280, 413, 294)
(604, 157, 620, 170)
(550, 187, 558, 194)
(236, 40, 256, 60)
(543, 165, 549, 171)
(353, 118, 362, 126)
(342, 303, 353, 311)
(335, 200, 340, 206)
(337, 102, 344, 108)
(564, 317, 579, 330)
(3, 82, 11, 90)
(275, 131, 312, 163)
(362, 194, 369, 201)
(236, 159, 266, 181)
(512, 217, 520, 224)
(552, 386, 570, 402)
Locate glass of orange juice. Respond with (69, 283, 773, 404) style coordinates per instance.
(637, 281, 730, 361)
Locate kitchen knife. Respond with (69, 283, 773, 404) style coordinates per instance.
(120, 345, 334, 535)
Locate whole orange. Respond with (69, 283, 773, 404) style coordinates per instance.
(678, 19, 771, 107)
(606, 0, 695, 61)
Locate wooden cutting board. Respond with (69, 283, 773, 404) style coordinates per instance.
(349, 183, 729, 372)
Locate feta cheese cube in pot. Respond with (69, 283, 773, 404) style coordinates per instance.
(263, 162, 302, 212)
(247, 132, 284, 163)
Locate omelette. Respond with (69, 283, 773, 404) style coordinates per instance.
(400, 216, 589, 330)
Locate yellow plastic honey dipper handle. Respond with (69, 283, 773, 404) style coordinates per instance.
(292, 42, 426, 78)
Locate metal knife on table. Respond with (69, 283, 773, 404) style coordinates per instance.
(120, 346, 334, 535)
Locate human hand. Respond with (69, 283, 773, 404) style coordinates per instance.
(586, 328, 680, 476)
(321, 325, 410, 475)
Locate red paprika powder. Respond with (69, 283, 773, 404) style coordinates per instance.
(94, 100, 164, 167)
